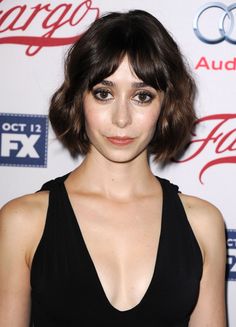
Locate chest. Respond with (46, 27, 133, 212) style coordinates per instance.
(68, 194, 163, 311)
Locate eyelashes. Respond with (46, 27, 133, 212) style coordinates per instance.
(92, 88, 113, 102)
(133, 91, 154, 104)
(91, 87, 155, 105)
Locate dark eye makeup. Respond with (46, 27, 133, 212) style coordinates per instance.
(92, 88, 113, 101)
(91, 86, 156, 105)
(133, 91, 154, 104)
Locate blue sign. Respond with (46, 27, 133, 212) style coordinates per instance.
(0, 113, 48, 167)
(226, 229, 236, 281)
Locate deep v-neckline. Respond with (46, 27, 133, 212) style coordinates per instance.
(60, 177, 165, 313)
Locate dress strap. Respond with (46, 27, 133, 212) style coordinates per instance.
(38, 173, 70, 191)
(157, 176, 203, 281)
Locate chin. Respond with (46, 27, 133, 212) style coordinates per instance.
(103, 149, 145, 164)
(89, 139, 149, 163)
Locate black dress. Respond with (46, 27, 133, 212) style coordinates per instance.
(30, 174, 202, 326)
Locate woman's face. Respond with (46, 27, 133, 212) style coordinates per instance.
(83, 56, 163, 164)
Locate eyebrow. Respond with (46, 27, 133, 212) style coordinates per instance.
(101, 80, 148, 88)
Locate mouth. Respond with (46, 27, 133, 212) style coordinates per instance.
(106, 136, 135, 145)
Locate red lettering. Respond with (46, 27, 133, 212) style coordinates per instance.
(0, 1, 100, 56)
(0, 5, 27, 32)
(199, 157, 236, 184)
(212, 60, 223, 70)
(20, 4, 51, 31)
(175, 114, 236, 184)
(215, 129, 236, 153)
(69, 0, 99, 26)
(195, 56, 236, 71)
(195, 56, 210, 70)
(225, 58, 236, 70)
(228, 138, 236, 151)
(25, 3, 73, 55)
(178, 116, 226, 162)
(42, 4, 72, 29)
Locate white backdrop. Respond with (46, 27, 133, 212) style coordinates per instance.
(0, 0, 235, 325)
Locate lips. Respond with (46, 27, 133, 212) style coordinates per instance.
(106, 136, 134, 145)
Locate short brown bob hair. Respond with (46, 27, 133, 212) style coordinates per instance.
(49, 9, 196, 161)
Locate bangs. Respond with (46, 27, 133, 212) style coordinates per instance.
(50, 9, 196, 160)
(87, 20, 168, 91)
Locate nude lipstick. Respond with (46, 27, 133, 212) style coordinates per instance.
(106, 136, 134, 145)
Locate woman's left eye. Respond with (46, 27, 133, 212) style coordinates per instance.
(133, 92, 154, 104)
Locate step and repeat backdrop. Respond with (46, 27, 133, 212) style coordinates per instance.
(0, 0, 235, 325)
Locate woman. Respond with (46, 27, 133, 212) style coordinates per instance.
(0, 10, 226, 326)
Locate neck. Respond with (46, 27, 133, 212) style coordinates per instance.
(69, 149, 156, 200)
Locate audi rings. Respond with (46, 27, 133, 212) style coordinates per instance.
(193, 2, 236, 44)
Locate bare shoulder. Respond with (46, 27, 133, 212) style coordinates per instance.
(0, 191, 49, 266)
(0, 191, 49, 226)
(179, 193, 226, 261)
(179, 193, 225, 229)
(179, 194, 226, 325)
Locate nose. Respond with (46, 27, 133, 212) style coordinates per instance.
(112, 98, 132, 128)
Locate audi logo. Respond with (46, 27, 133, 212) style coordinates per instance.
(193, 2, 236, 44)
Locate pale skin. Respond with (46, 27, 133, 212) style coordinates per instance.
(0, 56, 226, 326)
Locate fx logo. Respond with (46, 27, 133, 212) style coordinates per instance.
(0, 113, 48, 167)
(226, 229, 236, 281)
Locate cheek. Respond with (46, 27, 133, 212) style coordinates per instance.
(140, 110, 160, 133)
(150, 103, 162, 126)
(84, 99, 99, 129)
(84, 107, 108, 135)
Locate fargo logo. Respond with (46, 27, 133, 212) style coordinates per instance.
(0, 0, 100, 56)
(175, 114, 236, 184)
(226, 229, 236, 281)
(0, 113, 48, 167)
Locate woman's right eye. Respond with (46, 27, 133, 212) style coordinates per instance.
(92, 88, 113, 101)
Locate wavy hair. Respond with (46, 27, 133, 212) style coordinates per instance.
(49, 9, 196, 161)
